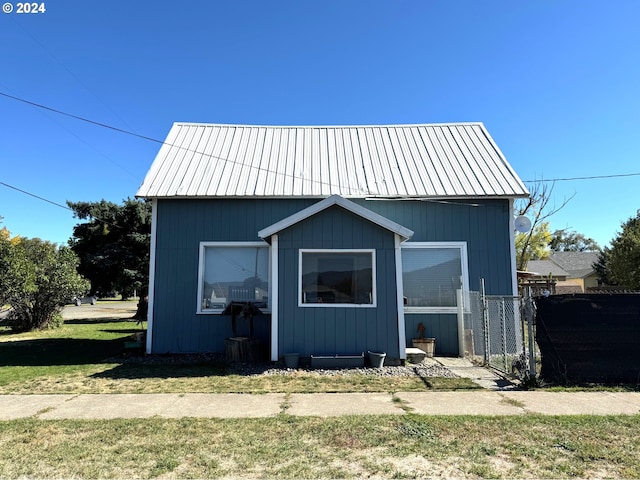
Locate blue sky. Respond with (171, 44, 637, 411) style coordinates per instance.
(1, 1, 639, 248)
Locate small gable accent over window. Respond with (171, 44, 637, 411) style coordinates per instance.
(258, 195, 413, 242)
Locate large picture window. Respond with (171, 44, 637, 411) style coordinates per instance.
(299, 249, 375, 307)
(197, 242, 270, 313)
(401, 243, 468, 312)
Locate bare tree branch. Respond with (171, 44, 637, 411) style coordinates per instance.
(515, 182, 575, 270)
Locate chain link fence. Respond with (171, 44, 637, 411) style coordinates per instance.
(461, 289, 537, 379)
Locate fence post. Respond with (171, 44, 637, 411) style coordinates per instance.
(501, 298, 508, 372)
(457, 289, 465, 358)
(480, 278, 489, 364)
(527, 301, 537, 378)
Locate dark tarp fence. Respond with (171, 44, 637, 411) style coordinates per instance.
(535, 294, 640, 384)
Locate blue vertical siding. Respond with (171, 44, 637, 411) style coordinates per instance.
(151, 198, 316, 353)
(277, 205, 399, 359)
(150, 197, 513, 356)
(350, 199, 513, 294)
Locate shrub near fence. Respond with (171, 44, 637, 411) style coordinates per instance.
(535, 294, 640, 384)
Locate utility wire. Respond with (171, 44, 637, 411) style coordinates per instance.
(0, 180, 72, 211)
(524, 172, 640, 183)
(0, 92, 162, 145)
(0, 180, 123, 230)
(7, 16, 135, 131)
(3, 91, 639, 198)
(0, 91, 375, 195)
(0, 84, 137, 178)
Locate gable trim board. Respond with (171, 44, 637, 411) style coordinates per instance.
(258, 194, 414, 241)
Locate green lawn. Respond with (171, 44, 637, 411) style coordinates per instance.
(2, 313, 640, 479)
(0, 316, 477, 394)
(1, 415, 638, 479)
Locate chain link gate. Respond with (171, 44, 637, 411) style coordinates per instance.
(460, 286, 536, 379)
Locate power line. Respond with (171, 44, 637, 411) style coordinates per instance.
(0, 91, 372, 195)
(0, 92, 163, 145)
(0, 180, 72, 211)
(0, 180, 123, 230)
(0, 83, 137, 179)
(525, 172, 640, 183)
(3, 91, 639, 194)
(7, 16, 135, 131)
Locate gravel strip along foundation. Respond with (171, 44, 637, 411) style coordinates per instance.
(111, 353, 458, 378)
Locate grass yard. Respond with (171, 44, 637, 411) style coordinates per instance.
(2, 306, 640, 479)
(0, 415, 639, 479)
(0, 311, 477, 394)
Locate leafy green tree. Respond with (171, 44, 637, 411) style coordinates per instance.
(602, 212, 640, 289)
(0, 226, 14, 306)
(1, 236, 88, 332)
(549, 229, 600, 252)
(67, 198, 151, 305)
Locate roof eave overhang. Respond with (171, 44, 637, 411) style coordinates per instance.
(135, 193, 530, 201)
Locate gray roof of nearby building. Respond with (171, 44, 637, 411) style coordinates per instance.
(549, 251, 600, 278)
(136, 122, 529, 199)
(526, 260, 570, 279)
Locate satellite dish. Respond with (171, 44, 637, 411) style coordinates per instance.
(514, 215, 532, 233)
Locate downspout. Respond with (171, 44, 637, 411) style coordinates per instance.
(146, 199, 158, 354)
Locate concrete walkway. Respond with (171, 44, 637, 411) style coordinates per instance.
(434, 357, 518, 390)
(1, 391, 639, 420)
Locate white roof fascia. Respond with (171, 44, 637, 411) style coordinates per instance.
(258, 195, 414, 241)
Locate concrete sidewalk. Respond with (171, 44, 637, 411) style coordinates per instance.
(434, 357, 518, 390)
(1, 391, 639, 420)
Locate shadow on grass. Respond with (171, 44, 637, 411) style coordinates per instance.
(0, 337, 130, 366)
(101, 329, 145, 335)
(64, 318, 137, 325)
(91, 361, 229, 380)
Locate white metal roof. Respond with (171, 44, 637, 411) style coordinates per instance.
(136, 122, 529, 199)
(258, 195, 414, 241)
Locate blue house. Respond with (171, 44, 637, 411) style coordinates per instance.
(136, 122, 528, 363)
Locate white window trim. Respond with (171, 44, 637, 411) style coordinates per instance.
(401, 241, 469, 314)
(197, 241, 271, 315)
(298, 248, 377, 308)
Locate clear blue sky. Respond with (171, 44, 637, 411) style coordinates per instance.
(1, 1, 639, 248)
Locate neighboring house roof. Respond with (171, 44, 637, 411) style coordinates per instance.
(549, 251, 600, 279)
(136, 122, 529, 199)
(258, 194, 414, 241)
(525, 260, 570, 279)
